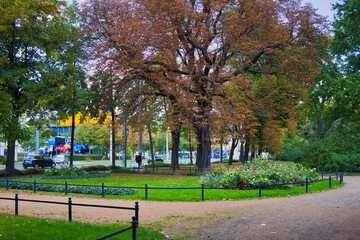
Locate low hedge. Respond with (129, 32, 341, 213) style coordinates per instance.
(81, 165, 109, 172)
(0, 169, 45, 178)
(111, 167, 140, 174)
(42, 172, 110, 179)
(64, 154, 104, 161)
(0, 180, 137, 196)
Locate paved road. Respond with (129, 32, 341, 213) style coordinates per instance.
(191, 176, 360, 240)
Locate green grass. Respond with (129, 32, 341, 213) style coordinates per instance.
(9, 173, 342, 201)
(0, 213, 163, 240)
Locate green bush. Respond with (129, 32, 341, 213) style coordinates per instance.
(44, 167, 85, 177)
(64, 154, 103, 161)
(111, 167, 140, 174)
(0, 168, 44, 177)
(146, 162, 171, 168)
(81, 165, 108, 172)
(0, 156, 6, 165)
(324, 153, 360, 171)
(43, 172, 109, 179)
(0, 179, 137, 196)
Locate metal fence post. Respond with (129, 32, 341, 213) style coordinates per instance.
(340, 173, 343, 185)
(15, 193, 18, 216)
(336, 171, 338, 180)
(34, 179, 36, 193)
(132, 216, 137, 240)
(68, 197, 72, 222)
(145, 184, 148, 200)
(201, 184, 204, 201)
(305, 178, 308, 193)
(6, 178, 9, 191)
(329, 175, 332, 189)
(321, 169, 324, 179)
(135, 202, 139, 227)
(259, 182, 262, 198)
(102, 183, 105, 198)
(65, 181, 68, 195)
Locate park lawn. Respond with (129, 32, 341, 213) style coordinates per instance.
(0, 213, 163, 240)
(15, 173, 342, 201)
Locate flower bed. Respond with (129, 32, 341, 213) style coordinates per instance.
(200, 160, 319, 189)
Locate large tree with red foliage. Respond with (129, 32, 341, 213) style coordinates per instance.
(80, 0, 328, 171)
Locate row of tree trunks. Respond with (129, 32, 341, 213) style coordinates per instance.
(228, 137, 239, 165)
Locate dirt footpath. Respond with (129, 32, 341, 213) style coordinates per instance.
(0, 177, 359, 239)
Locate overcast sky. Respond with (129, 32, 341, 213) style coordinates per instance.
(307, 0, 337, 21)
(71, 0, 338, 21)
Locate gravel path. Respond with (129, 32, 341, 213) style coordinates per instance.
(0, 177, 359, 239)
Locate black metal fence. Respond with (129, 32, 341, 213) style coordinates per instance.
(0, 194, 139, 240)
(143, 166, 200, 174)
(0, 172, 343, 201)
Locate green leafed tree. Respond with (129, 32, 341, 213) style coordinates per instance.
(34, 2, 89, 166)
(0, 0, 63, 170)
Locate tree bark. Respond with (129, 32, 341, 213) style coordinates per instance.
(70, 113, 75, 167)
(194, 123, 211, 172)
(189, 133, 193, 165)
(244, 134, 250, 163)
(110, 110, 116, 168)
(220, 143, 223, 164)
(228, 137, 239, 165)
(251, 145, 256, 161)
(239, 141, 245, 164)
(5, 140, 15, 171)
(171, 125, 181, 169)
(148, 123, 154, 166)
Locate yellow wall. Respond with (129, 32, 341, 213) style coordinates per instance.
(58, 111, 113, 126)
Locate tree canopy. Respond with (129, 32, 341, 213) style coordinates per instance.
(80, 0, 328, 171)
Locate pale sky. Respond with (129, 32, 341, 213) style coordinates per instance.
(306, 0, 338, 21)
(71, 0, 339, 21)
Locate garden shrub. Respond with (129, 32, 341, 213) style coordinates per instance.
(44, 167, 85, 177)
(200, 159, 319, 189)
(0, 179, 137, 196)
(64, 154, 103, 161)
(43, 172, 109, 179)
(0, 156, 6, 165)
(81, 165, 108, 172)
(0, 168, 44, 177)
(324, 153, 360, 171)
(111, 167, 140, 174)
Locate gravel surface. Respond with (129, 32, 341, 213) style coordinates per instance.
(0, 176, 359, 240)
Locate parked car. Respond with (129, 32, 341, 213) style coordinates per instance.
(23, 155, 56, 169)
(147, 156, 164, 164)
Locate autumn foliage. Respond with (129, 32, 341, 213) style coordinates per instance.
(80, 0, 328, 171)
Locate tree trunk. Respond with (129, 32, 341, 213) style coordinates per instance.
(171, 125, 181, 169)
(194, 123, 211, 172)
(239, 141, 245, 164)
(70, 113, 75, 167)
(111, 110, 116, 168)
(148, 123, 154, 166)
(189, 133, 193, 165)
(122, 117, 127, 167)
(228, 137, 239, 165)
(220, 143, 223, 164)
(244, 135, 250, 163)
(251, 145, 256, 161)
(5, 140, 15, 171)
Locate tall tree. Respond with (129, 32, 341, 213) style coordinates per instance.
(35, 2, 88, 166)
(332, 0, 360, 73)
(81, 0, 328, 171)
(0, 0, 63, 170)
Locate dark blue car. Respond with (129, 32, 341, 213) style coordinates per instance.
(23, 155, 56, 169)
